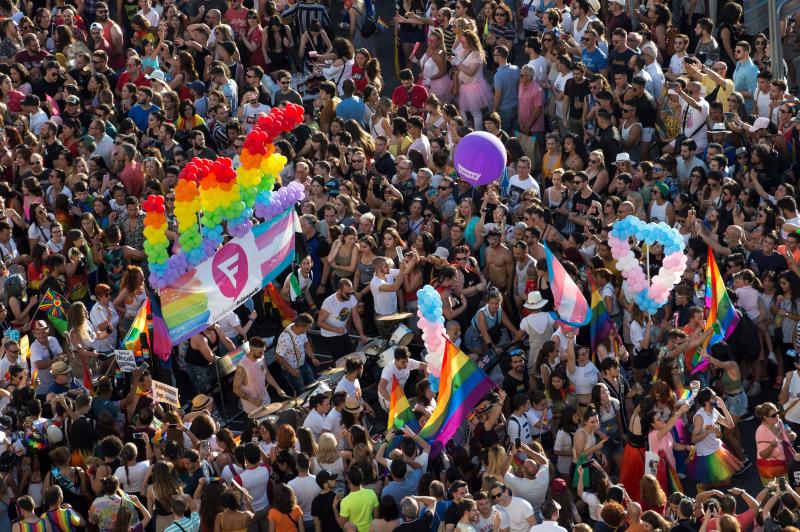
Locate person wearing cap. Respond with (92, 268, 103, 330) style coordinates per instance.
(531, 499, 567, 532)
(31, 319, 68, 398)
(45, 360, 89, 402)
(310, 469, 339, 532)
(21, 94, 48, 136)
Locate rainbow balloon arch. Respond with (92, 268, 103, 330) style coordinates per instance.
(143, 104, 308, 345)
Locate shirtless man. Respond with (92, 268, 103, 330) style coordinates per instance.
(484, 227, 514, 295)
(524, 226, 546, 263)
(511, 241, 536, 309)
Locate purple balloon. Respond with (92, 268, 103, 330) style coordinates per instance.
(453, 131, 507, 186)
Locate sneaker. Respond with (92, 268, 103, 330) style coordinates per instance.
(768, 352, 778, 365)
(747, 382, 762, 398)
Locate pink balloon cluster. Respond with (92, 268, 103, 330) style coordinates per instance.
(416, 285, 446, 391)
(608, 235, 688, 314)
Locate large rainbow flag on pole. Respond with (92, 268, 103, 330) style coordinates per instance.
(544, 243, 591, 329)
(418, 339, 495, 456)
(589, 278, 613, 354)
(695, 248, 741, 372)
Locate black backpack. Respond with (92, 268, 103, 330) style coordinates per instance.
(726, 308, 759, 363)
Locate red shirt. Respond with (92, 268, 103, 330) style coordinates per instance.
(391, 84, 428, 113)
(115, 71, 151, 93)
(120, 161, 145, 198)
(224, 7, 249, 38)
(351, 64, 367, 94)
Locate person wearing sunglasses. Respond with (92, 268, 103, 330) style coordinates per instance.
(489, 482, 536, 530)
(755, 400, 795, 486)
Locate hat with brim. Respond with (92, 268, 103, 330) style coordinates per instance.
(586, 0, 600, 12)
(612, 153, 632, 165)
(709, 123, 730, 134)
(343, 397, 363, 414)
(432, 247, 449, 259)
(33, 320, 48, 331)
(523, 291, 548, 310)
(191, 394, 213, 411)
(50, 360, 70, 376)
(145, 70, 165, 81)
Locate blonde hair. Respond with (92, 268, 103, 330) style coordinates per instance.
(590, 149, 606, 169)
(485, 444, 507, 478)
(317, 433, 340, 464)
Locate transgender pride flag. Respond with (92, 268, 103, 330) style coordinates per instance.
(544, 243, 591, 330)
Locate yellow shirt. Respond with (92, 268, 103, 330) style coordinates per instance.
(699, 73, 735, 112)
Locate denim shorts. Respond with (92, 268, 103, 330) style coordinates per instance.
(725, 390, 749, 417)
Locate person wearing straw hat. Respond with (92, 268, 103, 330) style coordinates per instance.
(30, 319, 68, 399)
(45, 360, 87, 402)
(519, 292, 555, 379)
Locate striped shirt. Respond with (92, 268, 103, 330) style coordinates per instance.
(281, 2, 331, 34)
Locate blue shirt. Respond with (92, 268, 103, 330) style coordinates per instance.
(733, 58, 759, 113)
(581, 47, 608, 74)
(381, 465, 425, 507)
(127, 103, 161, 133)
(336, 96, 367, 126)
(493, 64, 520, 111)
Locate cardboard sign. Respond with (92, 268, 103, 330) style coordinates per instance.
(151, 381, 181, 408)
(114, 350, 137, 372)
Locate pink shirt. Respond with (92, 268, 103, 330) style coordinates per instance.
(648, 429, 676, 471)
(518, 80, 545, 134)
(734, 285, 760, 321)
(755, 423, 791, 462)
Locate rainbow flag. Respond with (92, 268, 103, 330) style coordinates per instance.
(123, 299, 150, 364)
(388, 375, 419, 432)
(81, 359, 93, 395)
(263, 282, 295, 327)
(589, 278, 613, 354)
(697, 248, 740, 373)
(40, 289, 69, 336)
(544, 243, 591, 329)
(418, 339, 495, 456)
(149, 294, 172, 362)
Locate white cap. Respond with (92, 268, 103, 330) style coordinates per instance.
(145, 69, 165, 81)
(747, 116, 771, 133)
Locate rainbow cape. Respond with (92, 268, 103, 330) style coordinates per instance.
(697, 248, 740, 373)
(544, 243, 591, 329)
(40, 289, 69, 336)
(589, 278, 613, 355)
(123, 299, 150, 364)
(264, 282, 295, 327)
(418, 339, 495, 456)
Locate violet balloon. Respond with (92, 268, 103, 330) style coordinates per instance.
(453, 131, 507, 186)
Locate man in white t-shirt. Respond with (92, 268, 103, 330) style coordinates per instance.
(377, 346, 427, 411)
(506, 393, 533, 445)
(676, 81, 709, 152)
(321, 391, 348, 446)
(0, 339, 21, 384)
(288, 454, 320, 532)
(370, 255, 410, 337)
(334, 355, 374, 416)
(491, 482, 536, 532)
(318, 279, 368, 359)
(507, 157, 540, 212)
(552, 58, 573, 126)
(666, 34, 689, 80)
(302, 393, 330, 440)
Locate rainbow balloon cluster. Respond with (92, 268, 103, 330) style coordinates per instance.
(417, 285, 447, 392)
(609, 215, 687, 315)
(145, 103, 306, 289)
(143, 195, 169, 279)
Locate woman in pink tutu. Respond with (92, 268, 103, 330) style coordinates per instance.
(412, 28, 452, 104)
(452, 29, 493, 130)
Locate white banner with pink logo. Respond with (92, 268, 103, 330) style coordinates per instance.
(160, 207, 299, 344)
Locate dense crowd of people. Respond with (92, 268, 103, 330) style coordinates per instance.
(0, 0, 800, 530)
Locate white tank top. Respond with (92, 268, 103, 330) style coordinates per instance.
(421, 51, 443, 85)
(694, 408, 722, 456)
(649, 200, 669, 223)
(755, 89, 772, 119)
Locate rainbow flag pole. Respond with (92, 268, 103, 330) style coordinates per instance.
(695, 248, 741, 373)
(418, 338, 495, 457)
